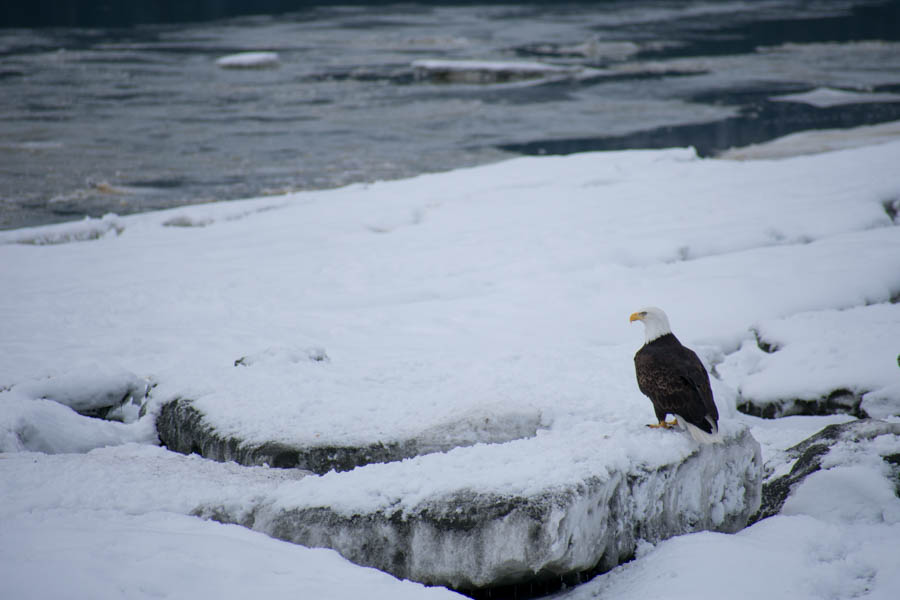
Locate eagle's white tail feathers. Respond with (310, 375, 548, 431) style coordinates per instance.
(676, 415, 723, 444)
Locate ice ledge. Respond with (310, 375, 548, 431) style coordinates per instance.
(199, 426, 761, 592)
(156, 397, 542, 473)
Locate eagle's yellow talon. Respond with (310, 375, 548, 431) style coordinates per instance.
(647, 419, 678, 429)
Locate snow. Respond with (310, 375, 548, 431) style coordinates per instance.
(215, 51, 280, 69)
(0, 445, 463, 599)
(553, 514, 900, 600)
(2, 125, 900, 597)
(0, 509, 461, 600)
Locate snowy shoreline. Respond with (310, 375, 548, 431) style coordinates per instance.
(2, 126, 900, 598)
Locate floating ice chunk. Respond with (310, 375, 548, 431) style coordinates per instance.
(770, 86, 900, 108)
(215, 51, 280, 69)
(411, 58, 591, 83)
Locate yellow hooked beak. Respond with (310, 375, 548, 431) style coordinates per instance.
(629, 311, 645, 323)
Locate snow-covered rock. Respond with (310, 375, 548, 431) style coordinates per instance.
(199, 424, 761, 592)
(753, 419, 900, 522)
(719, 304, 900, 419)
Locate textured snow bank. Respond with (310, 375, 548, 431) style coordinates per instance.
(201, 424, 761, 590)
(0, 213, 123, 245)
(719, 304, 900, 418)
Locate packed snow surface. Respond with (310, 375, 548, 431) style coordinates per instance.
(2, 128, 900, 598)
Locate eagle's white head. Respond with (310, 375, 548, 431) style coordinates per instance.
(629, 306, 672, 343)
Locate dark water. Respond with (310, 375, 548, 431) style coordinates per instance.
(2, 1, 900, 230)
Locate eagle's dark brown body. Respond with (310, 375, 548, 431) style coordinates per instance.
(634, 333, 719, 434)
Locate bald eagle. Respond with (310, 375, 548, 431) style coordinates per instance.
(630, 307, 721, 443)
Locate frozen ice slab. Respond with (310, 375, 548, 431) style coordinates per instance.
(199, 422, 762, 591)
(157, 394, 542, 472)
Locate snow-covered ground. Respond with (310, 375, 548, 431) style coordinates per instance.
(1, 124, 899, 598)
